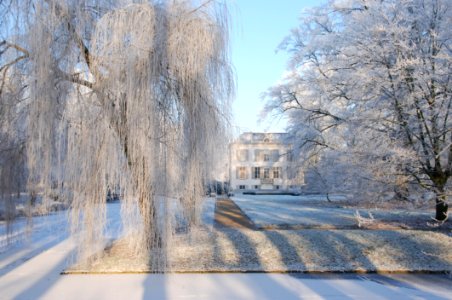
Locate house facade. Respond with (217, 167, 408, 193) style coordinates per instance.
(229, 132, 303, 192)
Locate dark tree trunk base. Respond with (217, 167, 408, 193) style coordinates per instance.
(435, 201, 448, 221)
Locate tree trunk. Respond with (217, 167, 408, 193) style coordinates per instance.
(326, 192, 332, 202)
(435, 194, 448, 221)
(428, 172, 449, 221)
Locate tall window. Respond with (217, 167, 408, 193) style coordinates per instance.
(263, 168, 270, 179)
(263, 154, 270, 161)
(253, 167, 261, 179)
(272, 167, 280, 179)
(237, 149, 248, 162)
(237, 166, 247, 179)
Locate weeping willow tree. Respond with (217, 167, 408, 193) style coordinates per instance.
(0, 0, 233, 271)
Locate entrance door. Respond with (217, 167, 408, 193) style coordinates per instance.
(261, 184, 273, 190)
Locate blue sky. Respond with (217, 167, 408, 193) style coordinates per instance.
(230, 0, 323, 134)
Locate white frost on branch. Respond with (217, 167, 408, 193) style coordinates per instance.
(264, 0, 452, 220)
(1, 0, 233, 271)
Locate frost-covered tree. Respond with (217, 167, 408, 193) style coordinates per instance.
(0, 71, 27, 224)
(265, 0, 451, 221)
(0, 0, 233, 270)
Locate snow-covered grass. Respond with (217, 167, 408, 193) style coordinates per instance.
(66, 227, 452, 273)
(0, 198, 213, 256)
(0, 211, 68, 253)
(0, 201, 124, 277)
(1, 201, 452, 299)
(4, 198, 451, 276)
(230, 195, 434, 229)
(61, 196, 452, 274)
(0, 192, 69, 221)
(232, 194, 348, 203)
(201, 196, 216, 228)
(0, 210, 69, 279)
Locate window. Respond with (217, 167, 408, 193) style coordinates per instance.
(237, 149, 248, 162)
(263, 168, 270, 179)
(253, 167, 261, 179)
(254, 150, 271, 162)
(239, 185, 246, 190)
(275, 185, 280, 190)
(272, 167, 281, 179)
(253, 185, 260, 189)
(237, 166, 247, 179)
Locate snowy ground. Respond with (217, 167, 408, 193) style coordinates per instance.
(233, 194, 348, 202)
(3, 262, 452, 300)
(64, 197, 452, 274)
(201, 196, 216, 227)
(1, 200, 452, 299)
(231, 194, 435, 229)
(73, 226, 452, 274)
(0, 201, 123, 277)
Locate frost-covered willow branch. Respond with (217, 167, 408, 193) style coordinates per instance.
(2, 0, 233, 271)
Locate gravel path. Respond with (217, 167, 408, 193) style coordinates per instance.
(214, 198, 255, 229)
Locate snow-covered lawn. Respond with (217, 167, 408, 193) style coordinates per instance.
(201, 196, 216, 227)
(67, 227, 452, 274)
(1, 201, 452, 299)
(234, 194, 348, 202)
(231, 194, 434, 229)
(0, 198, 214, 273)
(0, 201, 125, 278)
(57, 196, 451, 274)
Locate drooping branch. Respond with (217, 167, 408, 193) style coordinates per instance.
(18, 0, 233, 269)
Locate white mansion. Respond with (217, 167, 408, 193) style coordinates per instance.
(229, 132, 303, 192)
